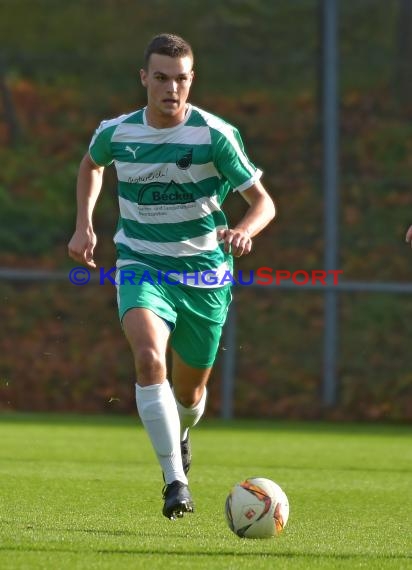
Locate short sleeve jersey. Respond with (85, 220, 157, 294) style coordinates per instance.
(89, 104, 262, 285)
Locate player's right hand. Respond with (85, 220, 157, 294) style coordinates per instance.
(68, 228, 97, 268)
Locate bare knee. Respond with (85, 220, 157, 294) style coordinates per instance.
(176, 393, 195, 408)
(133, 346, 166, 385)
(175, 387, 204, 408)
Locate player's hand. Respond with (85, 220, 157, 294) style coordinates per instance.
(217, 228, 252, 257)
(68, 228, 97, 268)
(406, 225, 412, 247)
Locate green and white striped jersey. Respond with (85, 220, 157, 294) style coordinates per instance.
(89, 104, 262, 287)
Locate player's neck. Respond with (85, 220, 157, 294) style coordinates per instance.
(145, 105, 189, 129)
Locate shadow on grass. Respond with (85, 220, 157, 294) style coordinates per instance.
(0, 545, 410, 561)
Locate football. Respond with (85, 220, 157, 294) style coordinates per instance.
(225, 477, 289, 539)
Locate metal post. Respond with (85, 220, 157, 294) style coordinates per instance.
(321, 0, 339, 406)
(221, 301, 237, 419)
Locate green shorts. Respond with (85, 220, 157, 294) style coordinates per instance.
(116, 264, 232, 368)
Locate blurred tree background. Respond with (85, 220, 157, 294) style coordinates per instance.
(1, 0, 412, 420)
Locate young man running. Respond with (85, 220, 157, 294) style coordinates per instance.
(68, 33, 275, 519)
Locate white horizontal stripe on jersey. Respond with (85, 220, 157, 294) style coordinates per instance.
(115, 260, 231, 289)
(90, 113, 130, 147)
(114, 226, 226, 257)
(115, 161, 220, 185)
(112, 123, 212, 146)
(119, 195, 221, 224)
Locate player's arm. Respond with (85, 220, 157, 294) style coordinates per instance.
(68, 152, 105, 268)
(218, 179, 276, 257)
(405, 225, 412, 246)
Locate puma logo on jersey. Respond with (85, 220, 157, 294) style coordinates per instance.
(125, 145, 141, 159)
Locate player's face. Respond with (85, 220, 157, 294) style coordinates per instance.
(140, 54, 194, 128)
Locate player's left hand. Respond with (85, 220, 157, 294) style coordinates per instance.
(217, 228, 252, 257)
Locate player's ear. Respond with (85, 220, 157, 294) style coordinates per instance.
(140, 68, 148, 88)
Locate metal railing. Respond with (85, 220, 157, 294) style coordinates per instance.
(2, 267, 412, 419)
(221, 279, 412, 419)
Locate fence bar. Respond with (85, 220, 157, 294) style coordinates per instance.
(2, 268, 412, 293)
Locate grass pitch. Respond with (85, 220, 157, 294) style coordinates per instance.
(0, 414, 411, 570)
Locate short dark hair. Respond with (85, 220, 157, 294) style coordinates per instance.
(143, 33, 194, 69)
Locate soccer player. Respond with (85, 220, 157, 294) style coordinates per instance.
(68, 33, 276, 519)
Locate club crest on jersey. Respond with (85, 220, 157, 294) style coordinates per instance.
(176, 148, 193, 170)
(137, 180, 194, 205)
